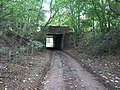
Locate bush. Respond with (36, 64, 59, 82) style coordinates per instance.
(90, 30, 120, 55)
(28, 40, 44, 49)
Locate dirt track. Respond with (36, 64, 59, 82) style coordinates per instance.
(42, 51, 108, 90)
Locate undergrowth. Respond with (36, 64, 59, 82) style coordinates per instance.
(84, 29, 120, 55)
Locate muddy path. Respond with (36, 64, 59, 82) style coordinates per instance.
(42, 51, 108, 90)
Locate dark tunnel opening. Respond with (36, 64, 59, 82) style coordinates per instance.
(46, 34, 63, 50)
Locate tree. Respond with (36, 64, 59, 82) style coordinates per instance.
(0, 0, 46, 63)
(47, 0, 119, 47)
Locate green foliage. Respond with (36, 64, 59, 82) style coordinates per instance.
(0, 0, 119, 55)
(47, 0, 120, 55)
(0, 0, 46, 48)
(27, 40, 44, 49)
(0, 47, 8, 53)
(19, 46, 27, 52)
(91, 30, 120, 55)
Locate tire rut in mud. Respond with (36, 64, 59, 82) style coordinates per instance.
(42, 51, 65, 90)
(57, 51, 108, 90)
(58, 52, 87, 90)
